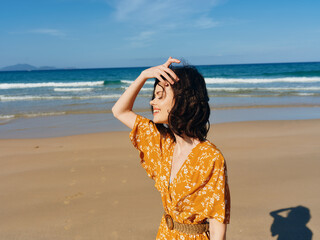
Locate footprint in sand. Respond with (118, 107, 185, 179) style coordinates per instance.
(64, 219, 72, 230)
(68, 180, 77, 186)
(101, 176, 106, 183)
(70, 167, 76, 173)
(100, 166, 105, 172)
(63, 192, 84, 205)
(121, 179, 127, 184)
(74, 235, 82, 240)
(113, 200, 119, 205)
(94, 191, 102, 199)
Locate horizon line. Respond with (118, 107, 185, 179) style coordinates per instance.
(1, 60, 320, 73)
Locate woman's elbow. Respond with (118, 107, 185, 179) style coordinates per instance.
(111, 106, 120, 119)
(112, 106, 130, 120)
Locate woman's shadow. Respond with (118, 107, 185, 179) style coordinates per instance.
(270, 206, 312, 240)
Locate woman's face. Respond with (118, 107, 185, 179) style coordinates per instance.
(150, 83, 174, 124)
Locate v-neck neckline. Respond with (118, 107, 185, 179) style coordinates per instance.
(168, 140, 204, 190)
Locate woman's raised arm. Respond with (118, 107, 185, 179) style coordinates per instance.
(111, 57, 180, 129)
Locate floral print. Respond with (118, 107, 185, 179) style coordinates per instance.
(130, 115, 230, 239)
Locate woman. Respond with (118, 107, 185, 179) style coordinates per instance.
(112, 57, 230, 240)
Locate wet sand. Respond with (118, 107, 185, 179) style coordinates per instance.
(1, 105, 320, 139)
(0, 119, 319, 240)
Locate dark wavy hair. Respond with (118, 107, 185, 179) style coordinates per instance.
(151, 65, 210, 142)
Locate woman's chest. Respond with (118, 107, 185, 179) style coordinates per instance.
(156, 145, 201, 195)
(169, 144, 199, 184)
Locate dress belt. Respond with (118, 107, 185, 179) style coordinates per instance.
(163, 212, 210, 235)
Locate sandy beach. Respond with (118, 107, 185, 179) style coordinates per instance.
(0, 119, 319, 240)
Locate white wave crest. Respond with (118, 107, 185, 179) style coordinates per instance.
(54, 88, 93, 92)
(120, 80, 133, 84)
(121, 80, 154, 85)
(207, 87, 320, 92)
(0, 115, 15, 119)
(0, 94, 121, 101)
(24, 112, 67, 117)
(205, 77, 320, 84)
(120, 86, 154, 92)
(296, 93, 316, 96)
(0, 81, 104, 89)
(140, 88, 154, 91)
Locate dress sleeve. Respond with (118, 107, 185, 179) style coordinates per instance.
(129, 114, 162, 180)
(194, 150, 231, 224)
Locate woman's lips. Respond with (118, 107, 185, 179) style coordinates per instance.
(153, 109, 160, 115)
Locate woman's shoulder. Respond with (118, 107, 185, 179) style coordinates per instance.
(196, 140, 225, 165)
(198, 139, 223, 155)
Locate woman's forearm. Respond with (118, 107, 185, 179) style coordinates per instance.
(111, 74, 147, 129)
(209, 218, 227, 240)
(112, 73, 147, 116)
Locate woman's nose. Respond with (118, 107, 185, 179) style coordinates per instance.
(150, 98, 155, 106)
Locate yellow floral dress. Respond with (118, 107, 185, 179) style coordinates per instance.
(130, 115, 230, 240)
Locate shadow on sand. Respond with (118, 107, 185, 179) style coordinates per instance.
(270, 206, 312, 240)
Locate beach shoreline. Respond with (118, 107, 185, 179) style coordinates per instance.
(1, 118, 319, 240)
(1, 105, 320, 139)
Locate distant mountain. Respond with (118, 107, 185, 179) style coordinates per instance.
(0, 64, 57, 71)
(1, 64, 37, 71)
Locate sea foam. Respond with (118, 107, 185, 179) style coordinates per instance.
(206, 87, 320, 92)
(53, 88, 93, 92)
(0, 81, 104, 89)
(0, 94, 121, 101)
(205, 77, 320, 84)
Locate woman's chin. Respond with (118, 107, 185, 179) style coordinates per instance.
(153, 118, 162, 124)
(152, 115, 168, 124)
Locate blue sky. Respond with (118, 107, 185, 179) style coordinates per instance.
(0, 0, 319, 68)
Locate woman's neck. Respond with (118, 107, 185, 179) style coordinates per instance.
(173, 133, 200, 154)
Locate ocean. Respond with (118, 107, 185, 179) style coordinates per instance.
(1, 61, 320, 137)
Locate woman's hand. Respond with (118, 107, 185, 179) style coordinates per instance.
(112, 57, 180, 129)
(140, 57, 181, 85)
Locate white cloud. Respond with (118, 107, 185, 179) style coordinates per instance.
(106, 0, 223, 47)
(111, 0, 146, 21)
(194, 16, 220, 29)
(29, 28, 66, 37)
(127, 30, 155, 47)
(107, 0, 222, 27)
